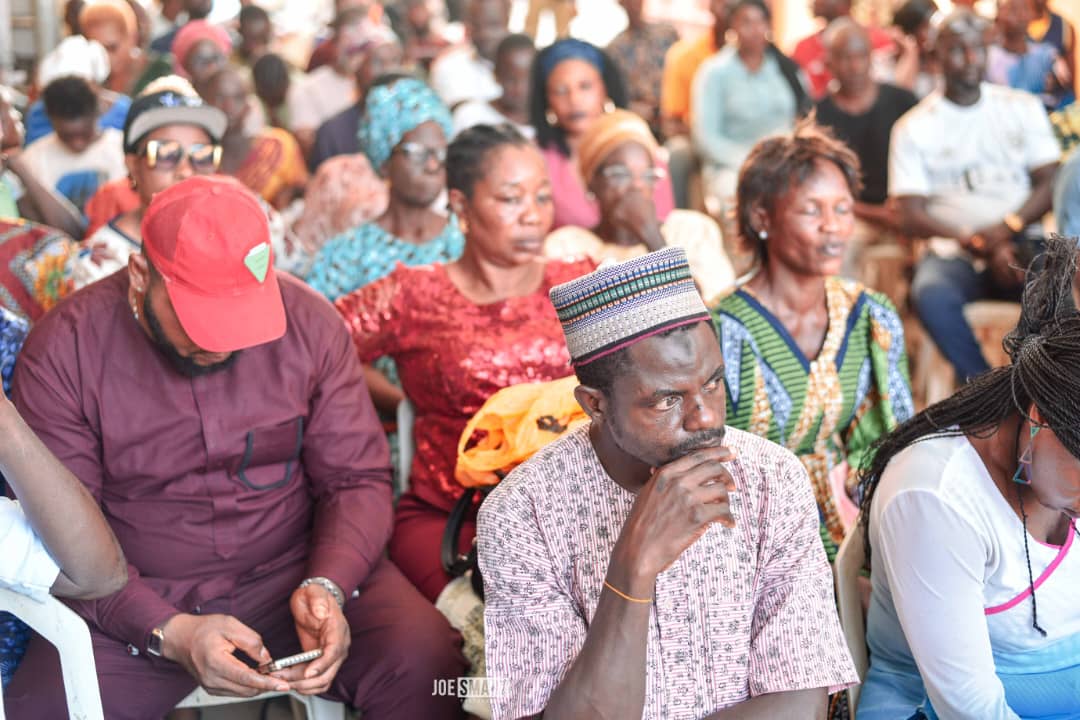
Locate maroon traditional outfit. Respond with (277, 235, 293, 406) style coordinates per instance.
(4, 271, 466, 719)
(335, 258, 593, 601)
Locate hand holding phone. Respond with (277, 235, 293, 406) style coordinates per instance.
(258, 648, 324, 674)
(289, 583, 352, 695)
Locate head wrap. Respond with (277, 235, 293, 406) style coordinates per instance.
(537, 38, 605, 81)
(37, 36, 110, 88)
(172, 20, 233, 78)
(549, 247, 710, 366)
(357, 77, 452, 171)
(577, 109, 659, 184)
(79, 0, 138, 39)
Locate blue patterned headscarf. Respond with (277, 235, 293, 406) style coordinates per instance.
(358, 78, 453, 172)
(537, 38, 606, 81)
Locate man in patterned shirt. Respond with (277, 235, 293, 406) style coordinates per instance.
(606, 0, 679, 140)
(478, 247, 857, 720)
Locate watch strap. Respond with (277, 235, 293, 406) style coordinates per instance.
(299, 576, 346, 608)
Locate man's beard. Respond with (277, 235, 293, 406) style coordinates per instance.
(143, 295, 239, 378)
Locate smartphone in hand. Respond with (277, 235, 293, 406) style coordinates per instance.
(257, 648, 324, 674)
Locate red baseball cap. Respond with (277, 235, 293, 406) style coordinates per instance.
(141, 176, 286, 353)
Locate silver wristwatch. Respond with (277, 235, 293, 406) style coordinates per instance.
(147, 626, 166, 657)
(298, 576, 345, 608)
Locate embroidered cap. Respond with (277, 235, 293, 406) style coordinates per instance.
(549, 247, 710, 366)
(141, 176, 285, 353)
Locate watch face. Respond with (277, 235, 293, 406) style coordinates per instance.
(148, 628, 165, 657)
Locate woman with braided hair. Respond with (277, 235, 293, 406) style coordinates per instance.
(857, 235, 1080, 719)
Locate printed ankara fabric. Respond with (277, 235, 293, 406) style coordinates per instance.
(712, 277, 913, 559)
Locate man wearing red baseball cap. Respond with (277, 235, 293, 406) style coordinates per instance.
(4, 176, 467, 718)
(137, 173, 286, 370)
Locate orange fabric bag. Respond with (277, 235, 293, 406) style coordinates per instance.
(455, 375, 588, 488)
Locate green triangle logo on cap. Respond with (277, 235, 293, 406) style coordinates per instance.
(244, 243, 270, 283)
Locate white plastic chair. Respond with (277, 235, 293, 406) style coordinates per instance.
(0, 586, 104, 720)
(395, 398, 415, 498)
(834, 520, 869, 716)
(175, 686, 346, 719)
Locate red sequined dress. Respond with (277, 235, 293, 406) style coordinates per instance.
(336, 258, 594, 511)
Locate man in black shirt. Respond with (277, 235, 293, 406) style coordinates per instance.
(818, 19, 917, 223)
(816, 16, 917, 285)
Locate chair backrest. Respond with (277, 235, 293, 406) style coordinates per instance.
(962, 301, 1022, 369)
(834, 520, 869, 716)
(0, 586, 104, 720)
(395, 397, 415, 498)
(913, 301, 1022, 408)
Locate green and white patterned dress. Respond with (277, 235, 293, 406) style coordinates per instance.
(711, 276, 914, 560)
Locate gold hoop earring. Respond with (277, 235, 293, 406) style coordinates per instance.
(460, 217, 470, 235)
(545, 110, 558, 126)
(129, 176, 137, 191)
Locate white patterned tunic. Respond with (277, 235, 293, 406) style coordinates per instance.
(478, 424, 857, 720)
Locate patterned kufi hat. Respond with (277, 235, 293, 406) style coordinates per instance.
(549, 247, 710, 366)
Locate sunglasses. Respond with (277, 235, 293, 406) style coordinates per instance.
(141, 139, 222, 173)
(599, 165, 667, 189)
(393, 141, 447, 167)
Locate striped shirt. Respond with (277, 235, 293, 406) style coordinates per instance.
(478, 424, 857, 720)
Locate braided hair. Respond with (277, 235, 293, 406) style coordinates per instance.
(859, 235, 1080, 635)
(446, 123, 532, 198)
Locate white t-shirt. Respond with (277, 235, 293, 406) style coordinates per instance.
(286, 65, 358, 133)
(18, 128, 126, 214)
(864, 433, 1080, 719)
(888, 83, 1060, 243)
(429, 45, 500, 110)
(451, 100, 535, 140)
(0, 497, 61, 602)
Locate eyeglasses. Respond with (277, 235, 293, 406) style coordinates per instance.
(599, 164, 667, 189)
(393, 141, 447, 167)
(141, 139, 222, 173)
